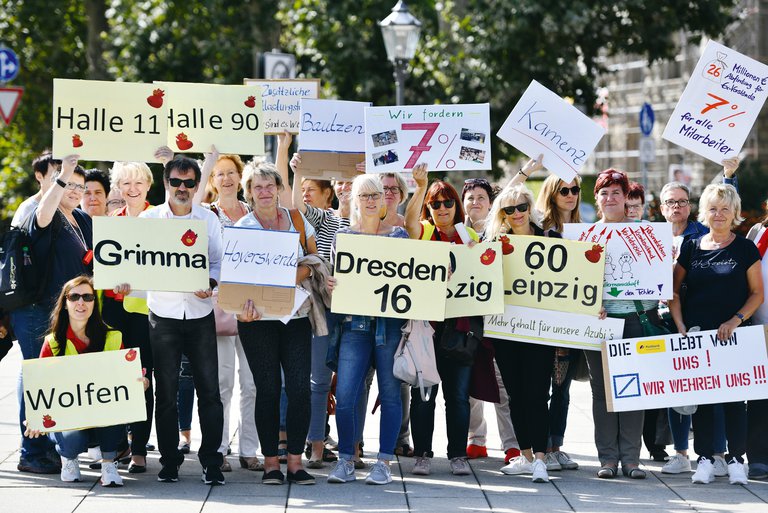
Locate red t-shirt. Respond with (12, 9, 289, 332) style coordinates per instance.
(40, 326, 122, 357)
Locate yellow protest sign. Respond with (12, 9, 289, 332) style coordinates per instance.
(52, 79, 168, 162)
(158, 81, 264, 155)
(92, 216, 209, 292)
(332, 233, 450, 321)
(446, 242, 504, 318)
(23, 349, 146, 431)
(502, 235, 604, 316)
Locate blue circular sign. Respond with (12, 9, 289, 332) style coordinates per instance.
(639, 102, 654, 136)
(0, 47, 20, 83)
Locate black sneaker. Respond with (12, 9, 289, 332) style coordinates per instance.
(17, 457, 59, 475)
(202, 465, 225, 485)
(158, 464, 180, 482)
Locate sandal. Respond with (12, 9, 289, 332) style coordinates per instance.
(306, 459, 323, 469)
(239, 456, 264, 471)
(622, 466, 646, 479)
(322, 447, 338, 462)
(597, 465, 618, 479)
(394, 444, 415, 457)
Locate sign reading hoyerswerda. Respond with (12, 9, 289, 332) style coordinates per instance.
(52, 79, 168, 162)
(603, 325, 768, 413)
(332, 234, 450, 321)
(93, 217, 209, 292)
(243, 79, 320, 134)
(364, 104, 491, 172)
(562, 223, 673, 300)
(497, 80, 606, 182)
(445, 242, 504, 318)
(662, 41, 768, 164)
(501, 235, 605, 316)
(23, 349, 146, 431)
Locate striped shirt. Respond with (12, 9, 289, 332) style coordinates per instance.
(303, 204, 350, 262)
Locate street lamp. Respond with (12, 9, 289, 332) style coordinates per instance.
(379, 1, 422, 106)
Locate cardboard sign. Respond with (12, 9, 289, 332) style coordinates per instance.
(243, 79, 320, 134)
(364, 104, 492, 172)
(445, 242, 504, 318)
(217, 283, 296, 316)
(332, 233, 450, 321)
(561, 223, 673, 300)
(23, 349, 146, 431)
(497, 80, 606, 182)
(501, 235, 605, 316)
(662, 41, 768, 164)
(603, 325, 768, 412)
(298, 99, 370, 152)
(157, 81, 264, 155)
(294, 151, 365, 181)
(485, 305, 625, 351)
(52, 79, 168, 162)
(93, 216, 209, 292)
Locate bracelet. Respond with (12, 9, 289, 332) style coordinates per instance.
(518, 168, 528, 178)
(55, 178, 67, 188)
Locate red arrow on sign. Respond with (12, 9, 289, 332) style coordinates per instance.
(0, 86, 23, 125)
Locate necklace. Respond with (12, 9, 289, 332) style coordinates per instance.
(219, 201, 245, 222)
(708, 232, 734, 248)
(254, 208, 282, 230)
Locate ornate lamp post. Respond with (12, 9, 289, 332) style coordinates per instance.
(379, 1, 422, 105)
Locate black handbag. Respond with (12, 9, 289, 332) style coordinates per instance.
(440, 316, 483, 365)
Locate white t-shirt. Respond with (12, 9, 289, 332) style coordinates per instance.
(11, 196, 39, 228)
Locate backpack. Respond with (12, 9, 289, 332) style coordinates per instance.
(393, 320, 441, 401)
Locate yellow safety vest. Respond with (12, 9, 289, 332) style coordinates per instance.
(43, 330, 123, 356)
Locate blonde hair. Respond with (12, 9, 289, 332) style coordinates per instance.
(208, 155, 245, 198)
(241, 160, 283, 208)
(485, 184, 542, 241)
(378, 172, 409, 206)
(110, 161, 154, 189)
(698, 183, 744, 228)
(535, 174, 581, 232)
(350, 174, 385, 225)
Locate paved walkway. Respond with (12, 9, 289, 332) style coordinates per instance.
(1, 344, 767, 512)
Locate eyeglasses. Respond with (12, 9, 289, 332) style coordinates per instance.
(168, 177, 197, 188)
(383, 186, 401, 195)
(626, 204, 644, 211)
(558, 185, 581, 197)
(65, 182, 86, 192)
(359, 193, 382, 202)
(502, 203, 530, 215)
(663, 199, 690, 208)
(107, 199, 126, 208)
(429, 199, 456, 210)
(66, 293, 96, 303)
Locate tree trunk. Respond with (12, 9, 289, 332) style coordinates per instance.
(84, 0, 109, 80)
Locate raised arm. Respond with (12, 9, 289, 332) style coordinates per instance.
(287, 152, 308, 215)
(722, 157, 739, 192)
(193, 145, 218, 205)
(36, 154, 78, 228)
(276, 131, 295, 208)
(405, 163, 428, 239)
(505, 154, 544, 188)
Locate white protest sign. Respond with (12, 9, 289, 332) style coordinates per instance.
(561, 223, 673, 300)
(364, 104, 491, 172)
(298, 99, 370, 152)
(485, 305, 625, 351)
(243, 79, 320, 134)
(220, 227, 300, 287)
(662, 41, 768, 164)
(497, 80, 606, 182)
(603, 325, 768, 412)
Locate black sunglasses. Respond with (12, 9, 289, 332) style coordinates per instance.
(429, 199, 456, 210)
(168, 177, 197, 188)
(502, 203, 529, 215)
(558, 185, 581, 197)
(66, 293, 96, 303)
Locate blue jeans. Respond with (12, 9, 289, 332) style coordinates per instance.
(668, 405, 727, 453)
(11, 304, 55, 461)
(335, 317, 404, 461)
(308, 310, 343, 442)
(51, 425, 125, 460)
(693, 402, 747, 463)
(548, 350, 580, 448)
(177, 355, 195, 432)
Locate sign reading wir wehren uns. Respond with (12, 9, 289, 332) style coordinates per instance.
(561, 222, 673, 300)
(92, 216, 210, 293)
(243, 79, 320, 134)
(23, 348, 146, 431)
(331, 233, 450, 321)
(445, 242, 504, 318)
(501, 235, 605, 316)
(52, 79, 168, 163)
(485, 304, 625, 351)
(603, 325, 768, 413)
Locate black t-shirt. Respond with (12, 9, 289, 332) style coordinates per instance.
(678, 235, 760, 330)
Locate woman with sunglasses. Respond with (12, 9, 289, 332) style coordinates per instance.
(403, 164, 478, 477)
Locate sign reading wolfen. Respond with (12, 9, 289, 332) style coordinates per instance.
(603, 325, 768, 413)
(364, 104, 491, 172)
(332, 234, 450, 321)
(52, 79, 168, 162)
(157, 81, 264, 155)
(485, 305, 625, 351)
(217, 227, 300, 315)
(243, 79, 320, 134)
(501, 235, 605, 316)
(23, 349, 146, 431)
(662, 41, 768, 164)
(92, 216, 209, 292)
(497, 80, 606, 182)
(562, 223, 673, 300)
(445, 242, 504, 318)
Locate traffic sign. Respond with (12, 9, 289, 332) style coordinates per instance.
(639, 136, 655, 163)
(0, 87, 23, 125)
(0, 47, 20, 83)
(639, 102, 654, 136)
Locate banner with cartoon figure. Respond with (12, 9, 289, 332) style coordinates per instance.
(662, 41, 768, 164)
(562, 223, 673, 300)
(364, 104, 491, 172)
(243, 79, 320, 134)
(445, 242, 504, 318)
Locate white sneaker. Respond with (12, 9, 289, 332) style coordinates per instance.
(531, 459, 549, 483)
(727, 458, 748, 485)
(500, 456, 533, 475)
(553, 450, 578, 470)
(327, 459, 355, 483)
(100, 461, 124, 487)
(692, 458, 715, 484)
(450, 457, 471, 476)
(713, 455, 728, 477)
(544, 452, 561, 471)
(662, 454, 692, 474)
(87, 447, 102, 461)
(365, 461, 392, 485)
(61, 457, 81, 482)
(412, 456, 431, 476)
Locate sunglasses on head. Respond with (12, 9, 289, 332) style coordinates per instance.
(558, 185, 581, 197)
(66, 293, 96, 303)
(168, 177, 197, 188)
(502, 203, 529, 215)
(599, 171, 624, 181)
(429, 199, 456, 210)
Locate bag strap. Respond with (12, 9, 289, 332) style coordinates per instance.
(288, 208, 318, 255)
(403, 340, 432, 401)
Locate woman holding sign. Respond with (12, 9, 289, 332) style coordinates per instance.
(670, 183, 762, 485)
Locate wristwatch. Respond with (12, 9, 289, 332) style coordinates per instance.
(55, 178, 67, 188)
(735, 312, 745, 323)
